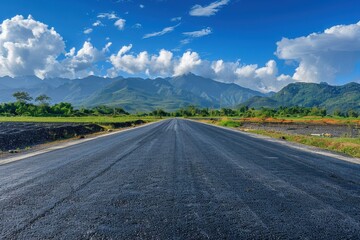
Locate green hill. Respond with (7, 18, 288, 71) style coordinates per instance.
(243, 82, 360, 113)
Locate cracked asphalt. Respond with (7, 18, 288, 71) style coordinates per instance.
(1, 118, 360, 239)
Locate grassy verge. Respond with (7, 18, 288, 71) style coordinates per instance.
(246, 129, 360, 158)
(199, 118, 360, 158)
(191, 116, 360, 125)
(0, 116, 162, 124)
(218, 118, 241, 128)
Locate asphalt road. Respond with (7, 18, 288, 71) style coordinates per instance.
(1, 119, 360, 239)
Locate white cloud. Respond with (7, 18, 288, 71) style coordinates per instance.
(133, 23, 142, 29)
(58, 41, 111, 78)
(149, 49, 173, 76)
(109, 45, 293, 92)
(189, 0, 230, 17)
(0, 15, 65, 78)
(174, 52, 202, 76)
(97, 12, 118, 19)
(276, 21, 360, 83)
(114, 18, 126, 30)
(109, 46, 174, 77)
(83, 28, 93, 34)
(143, 24, 179, 39)
(92, 20, 103, 27)
(183, 27, 212, 38)
(0, 15, 112, 79)
(180, 39, 191, 45)
(139, 4, 144, 8)
(171, 17, 182, 22)
(110, 44, 149, 74)
(200, 59, 293, 92)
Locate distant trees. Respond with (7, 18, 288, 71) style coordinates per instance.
(347, 110, 359, 118)
(13, 91, 33, 103)
(2, 91, 359, 118)
(0, 92, 129, 117)
(150, 109, 169, 117)
(35, 94, 51, 106)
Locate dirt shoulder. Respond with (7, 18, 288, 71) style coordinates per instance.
(0, 120, 146, 157)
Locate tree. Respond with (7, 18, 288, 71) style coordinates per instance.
(152, 109, 168, 117)
(51, 102, 74, 115)
(333, 109, 343, 117)
(12, 91, 32, 103)
(35, 94, 51, 105)
(347, 110, 359, 118)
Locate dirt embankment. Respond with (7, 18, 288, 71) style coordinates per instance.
(0, 120, 145, 152)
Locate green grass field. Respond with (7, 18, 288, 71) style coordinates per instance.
(0, 116, 162, 124)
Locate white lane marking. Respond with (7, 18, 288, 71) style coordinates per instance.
(0, 120, 165, 166)
(186, 119, 360, 165)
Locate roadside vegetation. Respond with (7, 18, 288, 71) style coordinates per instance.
(245, 129, 360, 158)
(199, 117, 360, 158)
(1, 91, 359, 121)
(0, 92, 163, 123)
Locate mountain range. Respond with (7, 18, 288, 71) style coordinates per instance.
(0, 73, 264, 112)
(1, 74, 359, 113)
(243, 82, 360, 113)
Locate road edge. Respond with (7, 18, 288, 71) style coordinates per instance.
(186, 118, 360, 165)
(0, 119, 165, 166)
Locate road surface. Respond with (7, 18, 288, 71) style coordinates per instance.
(1, 119, 360, 239)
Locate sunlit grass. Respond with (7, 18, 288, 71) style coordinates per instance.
(197, 117, 360, 158)
(193, 116, 360, 125)
(246, 129, 360, 158)
(217, 118, 242, 128)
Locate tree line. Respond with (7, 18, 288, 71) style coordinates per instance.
(0, 92, 129, 116)
(1, 91, 359, 118)
(149, 105, 358, 118)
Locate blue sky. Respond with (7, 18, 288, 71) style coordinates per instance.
(0, 0, 359, 92)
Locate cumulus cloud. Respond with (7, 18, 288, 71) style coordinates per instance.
(276, 21, 360, 83)
(109, 45, 174, 77)
(199, 59, 293, 92)
(173, 52, 202, 76)
(183, 27, 212, 38)
(109, 45, 198, 77)
(143, 24, 180, 39)
(110, 44, 149, 74)
(190, 0, 230, 17)
(56, 41, 111, 78)
(149, 49, 173, 76)
(109, 45, 293, 92)
(0, 15, 110, 79)
(114, 18, 126, 30)
(0, 15, 65, 78)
